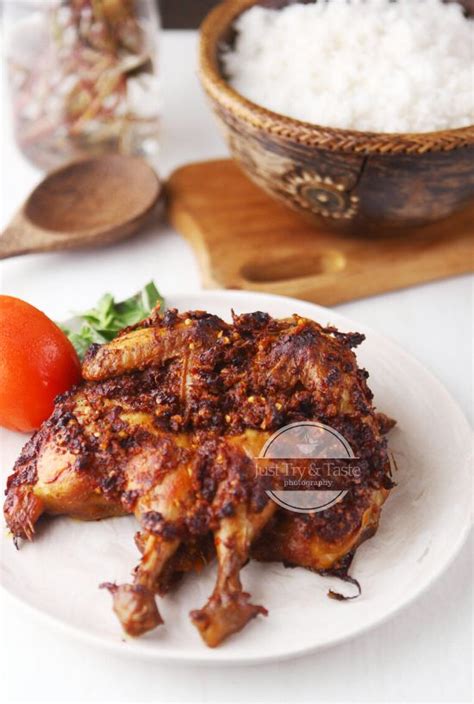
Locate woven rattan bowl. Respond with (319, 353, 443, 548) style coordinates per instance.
(199, 0, 474, 235)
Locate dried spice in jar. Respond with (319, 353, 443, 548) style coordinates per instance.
(4, 0, 161, 170)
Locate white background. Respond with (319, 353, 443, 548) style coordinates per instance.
(0, 31, 472, 704)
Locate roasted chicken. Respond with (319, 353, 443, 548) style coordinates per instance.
(4, 308, 394, 646)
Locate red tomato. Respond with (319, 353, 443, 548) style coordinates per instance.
(0, 296, 81, 432)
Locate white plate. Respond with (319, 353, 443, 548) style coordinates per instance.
(0, 290, 471, 664)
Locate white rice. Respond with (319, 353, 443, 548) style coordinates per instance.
(223, 0, 474, 133)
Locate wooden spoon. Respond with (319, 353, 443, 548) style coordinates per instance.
(0, 155, 162, 259)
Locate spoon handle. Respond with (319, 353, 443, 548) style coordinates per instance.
(0, 215, 53, 259)
(0, 224, 30, 259)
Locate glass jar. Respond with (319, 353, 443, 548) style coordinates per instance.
(3, 0, 161, 171)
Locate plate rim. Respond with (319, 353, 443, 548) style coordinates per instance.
(1, 288, 472, 665)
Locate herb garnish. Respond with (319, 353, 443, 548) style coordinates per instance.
(60, 281, 164, 359)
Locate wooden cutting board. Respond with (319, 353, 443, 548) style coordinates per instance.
(166, 159, 474, 306)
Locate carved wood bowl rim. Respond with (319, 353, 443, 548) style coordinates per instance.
(199, 0, 474, 155)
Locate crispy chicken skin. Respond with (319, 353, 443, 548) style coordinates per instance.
(4, 308, 394, 646)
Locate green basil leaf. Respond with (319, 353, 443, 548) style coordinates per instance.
(59, 281, 165, 360)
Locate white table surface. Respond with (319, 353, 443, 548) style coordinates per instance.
(0, 31, 472, 704)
